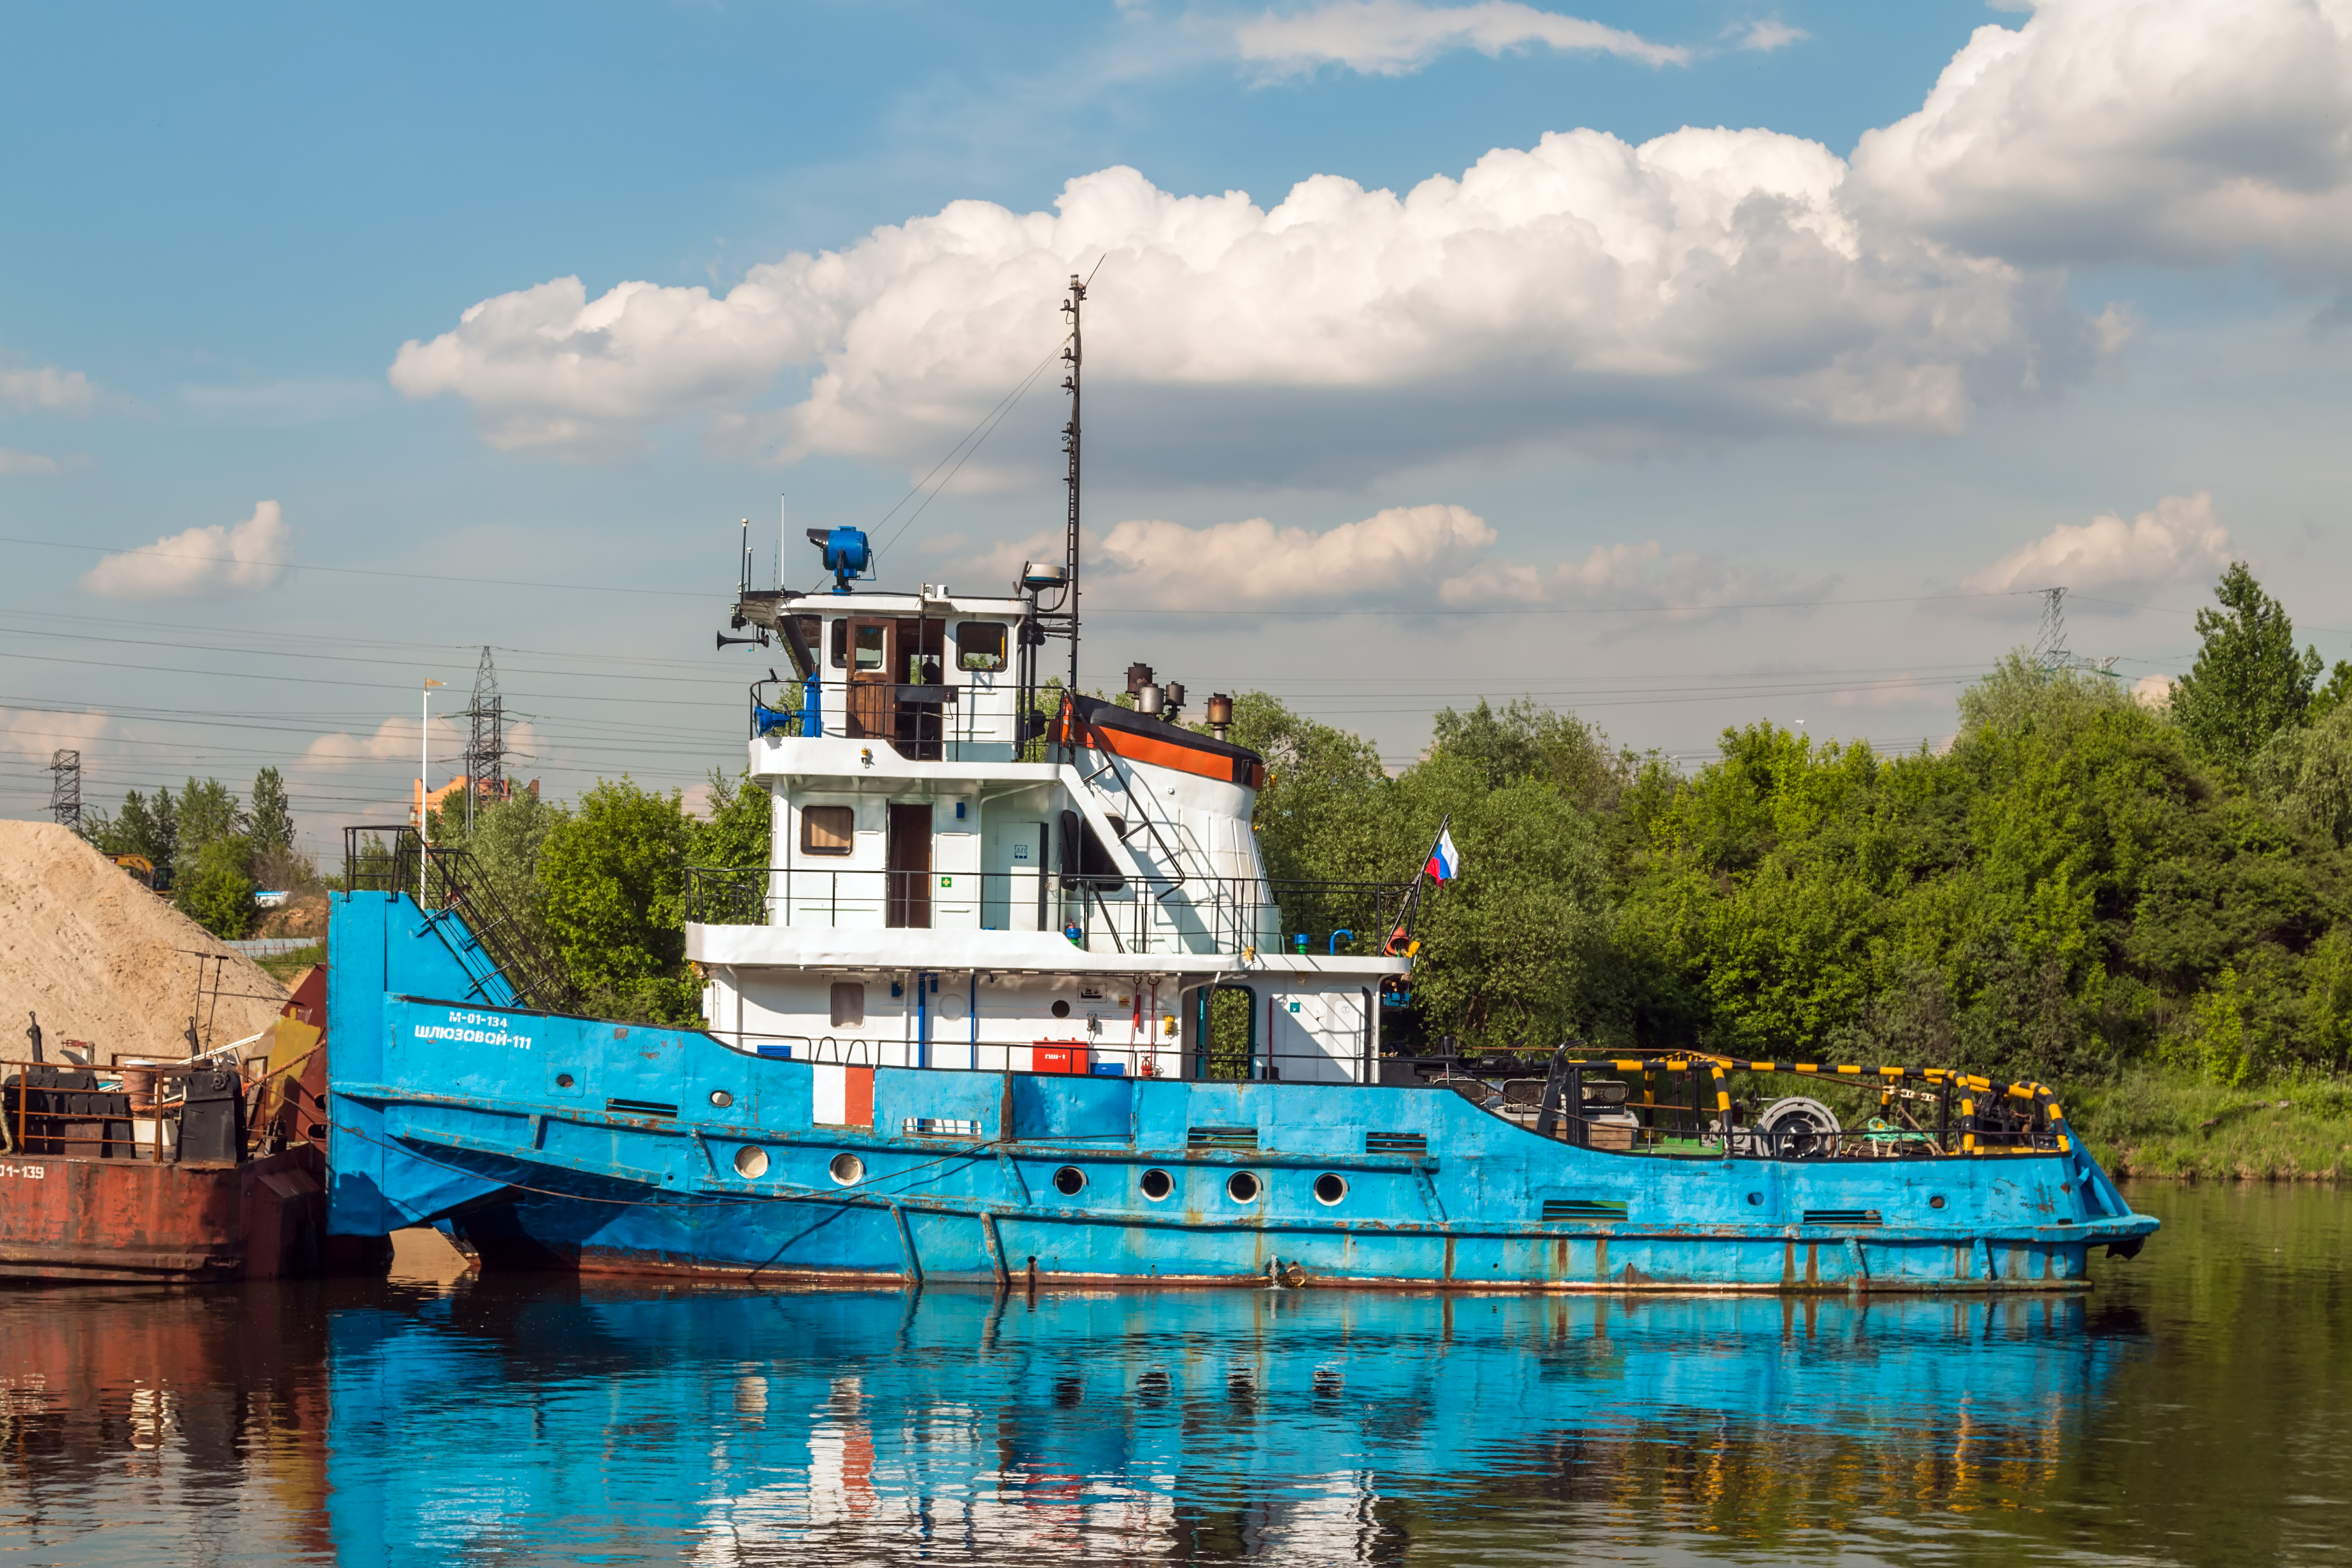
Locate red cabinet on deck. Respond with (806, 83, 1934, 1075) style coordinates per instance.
(1031, 1044, 1089, 1075)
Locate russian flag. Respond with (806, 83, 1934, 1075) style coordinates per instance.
(1424, 826, 1461, 882)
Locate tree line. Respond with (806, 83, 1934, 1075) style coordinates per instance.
(1239, 561, 2352, 1087)
(83, 768, 299, 939)
(77, 561, 2352, 1093)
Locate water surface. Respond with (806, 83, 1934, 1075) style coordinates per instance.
(2, 1183, 2344, 1567)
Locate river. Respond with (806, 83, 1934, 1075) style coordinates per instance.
(2, 1182, 2344, 1567)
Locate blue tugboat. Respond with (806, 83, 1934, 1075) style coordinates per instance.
(323, 278, 2156, 1290)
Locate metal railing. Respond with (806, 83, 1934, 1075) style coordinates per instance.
(751, 677, 1019, 763)
(1408, 1053, 2068, 1159)
(343, 827, 581, 1013)
(683, 865, 1412, 959)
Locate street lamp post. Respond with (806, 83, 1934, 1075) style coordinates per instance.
(422, 678, 444, 900)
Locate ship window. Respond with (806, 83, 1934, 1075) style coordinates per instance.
(852, 623, 886, 672)
(802, 805, 855, 856)
(956, 621, 1008, 671)
(787, 615, 823, 678)
(829, 618, 847, 668)
(829, 982, 865, 1029)
(1058, 810, 1124, 892)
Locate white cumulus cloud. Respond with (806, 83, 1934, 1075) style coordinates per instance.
(393, 137, 2064, 477)
(0, 449, 62, 477)
(1852, 0, 2352, 271)
(79, 500, 294, 600)
(1233, 1, 1686, 77)
(1732, 18, 1807, 53)
(0, 361, 98, 416)
(395, 0, 2352, 480)
(1068, 500, 1820, 615)
(1095, 503, 1496, 606)
(0, 706, 113, 765)
(1966, 492, 2234, 594)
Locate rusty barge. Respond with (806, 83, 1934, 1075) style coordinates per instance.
(0, 965, 352, 1284)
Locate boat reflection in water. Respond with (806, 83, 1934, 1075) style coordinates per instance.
(325, 1284, 2140, 1564)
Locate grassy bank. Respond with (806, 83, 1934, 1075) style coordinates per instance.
(252, 942, 323, 986)
(2070, 1069, 2352, 1181)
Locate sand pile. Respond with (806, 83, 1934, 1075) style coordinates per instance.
(0, 820, 289, 1065)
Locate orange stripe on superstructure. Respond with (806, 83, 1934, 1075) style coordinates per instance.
(1062, 712, 1265, 789)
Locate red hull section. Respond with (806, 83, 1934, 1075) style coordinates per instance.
(0, 1143, 327, 1283)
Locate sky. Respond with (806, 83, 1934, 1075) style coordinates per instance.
(6, 0, 2352, 848)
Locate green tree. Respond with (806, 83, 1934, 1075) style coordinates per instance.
(174, 777, 247, 886)
(1388, 758, 1614, 1050)
(90, 785, 178, 875)
(1429, 696, 1634, 811)
(175, 835, 257, 939)
(429, 787, 569, 954)
(250, 767, 294, 854)
(692, 770, 773, 868)
(1219, 692, 1392, 885)
(2248, 704, 2352, 849)
(537, 778, 698, 1023)
(2171, 562, 2324, 767)
(2310, 658, 2352, 724)
(1957, 649, 2132, 737)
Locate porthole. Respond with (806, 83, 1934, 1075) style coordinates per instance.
(733, 1145, 769, 1179)
(1745, 1192, 1762, 1206)
(1226, 1171, 1261, 1204)
(709, 1089, 733, 1109)
(1052, 1165, 1087, 1196)
(555, 1073, 575, 1089)
(1312, 1173, 1347, 1206)
(829, 1152, 865, 1186)
(1139, 1168, 1174, 1201)
(1051, 999, 1072, 1018)
(1928, 1194, 1947, 1210)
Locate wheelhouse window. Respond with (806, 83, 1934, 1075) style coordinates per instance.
(829, 982, 865, 1029)
(852, 624, 887, 672)
(956, 621, 1008, 672)
(828, 618, 847, 669)
(787, 614, 822, 677)
(801, 805, 855, 856)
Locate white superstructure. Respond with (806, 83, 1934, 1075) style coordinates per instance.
(686, 584, 1409, 1084)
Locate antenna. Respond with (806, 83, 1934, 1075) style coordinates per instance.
(1060, 272, 1085, 696)
(461, 647, 508, 836)
(47, 749, 81, 834)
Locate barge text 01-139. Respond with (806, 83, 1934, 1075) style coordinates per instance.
(322, 278, 2158, 1290)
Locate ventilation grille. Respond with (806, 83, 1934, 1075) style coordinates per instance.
(1187, 1125, 1259, 1150)
(1802, 1208, 1883, 1227)
(606, 1097, 679, 1120)
(1542, 1198, 1629, 1222)
(1365, 1132, 1427, 1156)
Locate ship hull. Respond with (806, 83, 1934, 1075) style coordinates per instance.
(0, 1144, 328, 1284)
(429, 1175, 2122, 1293)
(325, 891, 2157, 1292)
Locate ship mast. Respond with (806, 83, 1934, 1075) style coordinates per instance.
(1059, 273, 1084, 695)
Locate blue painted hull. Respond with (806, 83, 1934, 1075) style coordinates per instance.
(325, 892, 2157, 1290)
